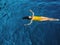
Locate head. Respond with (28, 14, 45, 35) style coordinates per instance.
(22, 16, 32, 20)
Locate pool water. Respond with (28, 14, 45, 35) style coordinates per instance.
(0, 0, 60, 45)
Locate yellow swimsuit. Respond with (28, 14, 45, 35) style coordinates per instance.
(32, 16, 43, 21)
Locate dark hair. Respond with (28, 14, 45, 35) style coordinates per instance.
(22, 16, 32, 20)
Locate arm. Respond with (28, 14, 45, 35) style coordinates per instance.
(24, 9, 34, 26)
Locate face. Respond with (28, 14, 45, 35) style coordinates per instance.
(29, 16, 32, 19)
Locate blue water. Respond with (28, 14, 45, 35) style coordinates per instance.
(0, 0, 60, 45)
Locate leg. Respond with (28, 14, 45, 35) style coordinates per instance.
(40, 17, 59, 21)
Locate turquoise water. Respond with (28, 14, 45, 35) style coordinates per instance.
(0, 0, 60, 45)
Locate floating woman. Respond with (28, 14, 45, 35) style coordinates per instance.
(22, 10, 60, 26)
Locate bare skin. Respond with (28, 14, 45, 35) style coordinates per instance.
(38, 16, 59, 21)
(24, 10, 60, 26)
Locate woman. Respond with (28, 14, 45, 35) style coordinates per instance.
(22, 10, 59, 26)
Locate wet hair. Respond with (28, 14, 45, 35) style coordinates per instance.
(22, 16, 32, 20)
